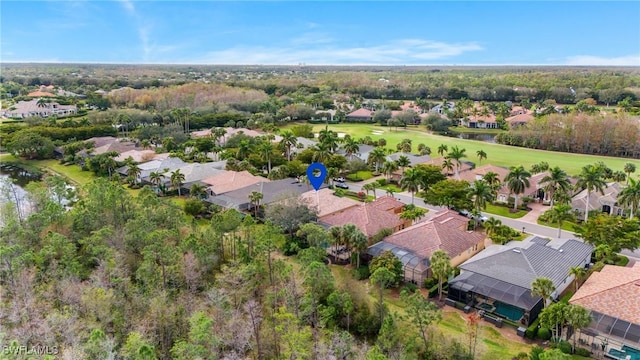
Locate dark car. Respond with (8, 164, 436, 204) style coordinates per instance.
(335, 183, 349, 189)
(333, 177, 346, 182)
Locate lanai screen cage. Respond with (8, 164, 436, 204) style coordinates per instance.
(367, 242, 431, 285)
(590, 311, 640, 345)
(448, 272, 541, 311)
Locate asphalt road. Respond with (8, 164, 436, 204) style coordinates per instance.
(345, 180, 640, 261)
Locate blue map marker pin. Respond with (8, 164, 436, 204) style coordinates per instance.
(306, 162, 327, 191)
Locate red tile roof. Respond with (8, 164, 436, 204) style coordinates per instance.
(347, 108, 373, 118)
(202, 170, 269, 195)
(570, 263, 640, 325)
(27, 91, 55, 97)
(320, 195, 405, 237)
(382, 209, 485, 260)
(506, 113, 534, 123)
(459, 164, 510, 183)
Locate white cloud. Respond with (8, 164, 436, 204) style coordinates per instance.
(564, 54, 640, 66)
(193, 39, 483, 65)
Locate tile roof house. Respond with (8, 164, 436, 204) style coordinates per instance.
(291, 137, 318, 155)
(202, 170, 268, 196)
(298, 188, 360, 218)
(462, 114, 499, 129)
(569, 263, 640, 345)
(418, 157, 474, 178)
(26, 90, 55, 97)
(319, 195, 408, 238)
(207, 178, 320, 211)
(131, 157, 188, 184)
(430, 103, 455, 114)
(114, 149, 169, 163)
(571, 182, 626, 217)
(367, 210, 485, 286)
(337, 144, 375, 162)
(459, 164, 510, 184)
(448, 237, 593, 326)
(3, 99, 77, 119)
(163, 161, 227, 189)
(191, 127, 282, 143)
(497, 171, 551, 204)
(506, 112, 535, 127)
(346, 108, 374, 122)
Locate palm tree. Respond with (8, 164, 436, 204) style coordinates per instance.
(259, 142, 274, 174)
(575, 165, 607, 222)
(476, 149, 487, 165)
(149, 171, 164, 188)
(430, 250, 452, 302)
(619, 177, 640, 219)
(313, 142, 332, 163)
(351, 230, 368, 268)
(363, 182, 379, 199)
(504, 165, 531, 210)
(342, 137, 360, 160)
(569, 266, 587, 293)
(483, 217, 502, 238)
(446, 145, 466, 180)
(128, 163, 141, 185)
(141, 139, 151, 150)
(368, 147, 387, 173)
(248, 191, 264, 218)
(624, 162, 637, 184)
(279, 130, 298, 161)
(547, 204, 574, 238)
(482, 171, 502, 195)
(386, 187, 396, 197)
(170, 169, 186, 197)
(437, 144, 448, 157)
(396, 155, 411, 174)
(236, 140, 252, 160)
(468, 180, 494, 228)
(319, 127, 340, 153)
(417, 143, 430, 155)
(397, 139, 412, 154)
(400, 168, 422, 205)
(565, 305, 592, 352)
(540, 166, 571, 207)
(531, 277, 556, 309)
(190, 183, 207, 199)
(213, 127, 227, 146)
(441, 158, 454, 176)
(382, 161, 398, 181)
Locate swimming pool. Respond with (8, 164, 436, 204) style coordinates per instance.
(494, 302, 524, 322)
(607, 345, 640, 360)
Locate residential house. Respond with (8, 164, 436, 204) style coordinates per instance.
(115, 149, 169, 163)
(26, 90, 55, 97)
(337, 144, 375, 162)
(4, 99, 77, 119)
(430, 103, 455, 114)
(122, 157, 187, 185)
(291, 137, 317, 155)
(298, 188, 360, 218)
(367, 210, 485, 286)
(462, 114, 500, 129)
(571, 182, 626, 217)
(345, 108, 374, 122)
(448, 237, 593, 326)
(497, 171, 551, 204)
(506, 113, 535, 128)
(313, 109, 336, 122)
(417, 157, 474, 178)
(163, 161, 227, 190)
(459, 164, 510, 184)
(386, 152, 432, 167)
(319, 195, 408, 238)
(569, 263, 640, 345)
(207, 178, 320, 211)
(202, 170, 268, 196)
(191, 127, 282, 143)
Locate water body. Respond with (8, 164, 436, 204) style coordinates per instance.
(0, 164, 42, 222)
(441, 131, 497, 143)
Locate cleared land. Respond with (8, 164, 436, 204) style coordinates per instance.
(302, 124, 640, 175)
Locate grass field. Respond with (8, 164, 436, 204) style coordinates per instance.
(301, 123, 640, 176)
(484, 203, 528, 218)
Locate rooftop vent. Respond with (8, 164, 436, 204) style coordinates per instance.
(559, 249, 564, 253)
(512, 249, 521, 253)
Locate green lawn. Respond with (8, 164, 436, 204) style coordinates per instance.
(301, 123, 639, 175)
(484, 203, 528, 218)
(447, 126, 504, 134)
(537, 219, 579, 232)
(346, 170, 374, 181)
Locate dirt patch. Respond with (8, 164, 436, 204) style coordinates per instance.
(442, 306, 536, 345)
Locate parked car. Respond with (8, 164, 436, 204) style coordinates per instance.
(333, 177, 346, 183)
(335, 183, 349, 189)
(471, 214, 489, 223)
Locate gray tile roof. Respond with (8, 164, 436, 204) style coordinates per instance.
(460, 238, 593, 290)
(386, 152, 432, 166)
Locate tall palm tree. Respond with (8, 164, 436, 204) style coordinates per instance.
(569, 266, 587, 293)
(540, 166, 571, 207)
(368, 147, 387, 173)
(279, 130, 298, 161)
(351, 230, 368, 268)
(149, 171, 164, 188)
(575, 164, 607, 222)
(565, 305, 592, 352)
(397, 139, 412, 154)
(128, 163, 141, 185)
(441, 158, 454, 177)
(319, 127, 340, 153)
(547, 204, 574, 238)
(437, 144, 448, 157)
(190, 183, 207, 199)
(483, 217, 502, 238)
(236, 140, 252, 160)
(476, 149, 487, 165)
(400, 167, 421, 205)
(248, 191, 264, 218)
(430, 250, 452, 302)
(213, 127, 227, 146)
(504, 165, 531, 210)
(417, 143, 430, 156)
(170, 169, 186, 197)
(468, 180, 494, 228)
(386, 187, 396, 198)
(623, 162, 636, 184)
(382, 161, 398, 181)
(259, 142, 274, 174)
(482, 171, 502, 194)
(141, 139, 151, 150)
(619, 177, 640, 219)
(342, 137, 360, 160)
(396, 155, 411, 174)
(531, 277, 556, 309)
(446, 146, 466, 180)
(313, 142, 332, 163)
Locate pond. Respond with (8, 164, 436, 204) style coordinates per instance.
(0, 164, 43, 222)
(441, 131, 497, 143)
(0, 164, 42, 187)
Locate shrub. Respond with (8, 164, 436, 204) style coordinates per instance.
(525, 318, 540, 339)
(556, 341, 572, 354)
(529, 346, 545, 360)
(402, 283, 418, 294)
(352, 265, 370, 280)
(575, 347, 591, 357)
(423, 277, 438, 289)
(537, 327, 551, 340)
(376, 178, 387, 186)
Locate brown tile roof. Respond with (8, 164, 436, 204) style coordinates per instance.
(299, 188, 360, 218)
(320, 195, 405, 237)
(570, 263, 640, 325)
(382, 209, 485, 260)
(346, 108, 373, 118)
(202, 170, 269, 195)
(419, 157, 473, 177)
(506, 113, 535, 123)
(115, 150, 169, 163)
(27, 90, 55, 97)
(467, 114, 497, 123)
(459, 164, 510, 183)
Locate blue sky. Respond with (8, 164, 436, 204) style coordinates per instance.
(2, 1, 639, 65)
